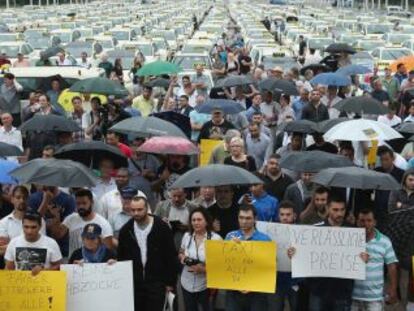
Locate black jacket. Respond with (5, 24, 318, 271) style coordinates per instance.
(117, 216, 178, 287)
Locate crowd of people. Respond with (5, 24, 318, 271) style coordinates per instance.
(0, 13, 414, 311)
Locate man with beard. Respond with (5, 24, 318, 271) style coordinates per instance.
(198, 108, 235, 142)
(290, 196, 368, 311)
(0, 187, 46, 262)
(208, 186, 239, 238)
(48, 189, 114, 257)
(261, 154, 293, 201)
(118, 195, 177, 311)
(299, 186, 329, 224)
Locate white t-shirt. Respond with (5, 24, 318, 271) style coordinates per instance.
(62, 213, 113, 256)
(0, 212, 46, 239)
(98, 189, 122, 220)
(4, 234, 62, 270)
(377, 115, 401, 127)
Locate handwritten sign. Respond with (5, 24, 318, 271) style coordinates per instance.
(0, 270, 66, 311)
(256, 221, 291, 272)
(199, 139, 222, 166)
(290, 225, 366, 280)
(206, 240, 276, 293)
(61, 261, 134, 311)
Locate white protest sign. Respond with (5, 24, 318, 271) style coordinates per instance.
(256, 221, 291, 272)
(61, 261, 134, 311)
(289, 225, 366, 280)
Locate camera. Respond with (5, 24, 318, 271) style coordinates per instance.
(184, 257, 201, 266)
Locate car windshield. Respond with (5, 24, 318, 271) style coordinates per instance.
(307, 38, 334, 49)
(65, 45, 92, 57)
(262, 56, 298, 71)
(79, 29, 93, 37)
(164, 31, 176, 41)
(111, 31, 130, 41)
(154, 40, 166, 49)
(356, 41, 384, 51)
(382, 49, 412, 60)
(97, 40, 113, 49)
(340, 35, 364, 44)
(24, 30, 45, 39)
(385, 34, 412, 44)
(0, 45, 19, 57)
(0, 34, 18, 42)
(182, 45, 209, 53)
(53, 32, 71, 43)
(137, 44, 153, 56)
(27, 38, 49, 49)
(366, 24, 391, 34)
(173, 55, 211, 70)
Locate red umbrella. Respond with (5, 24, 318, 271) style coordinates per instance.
(138, 136, 199, 155)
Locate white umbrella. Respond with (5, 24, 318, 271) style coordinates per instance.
(324, 119, 403, 141)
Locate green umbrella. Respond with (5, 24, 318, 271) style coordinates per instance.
(69, 77, 129, 97)
(136, 61, 181, 77)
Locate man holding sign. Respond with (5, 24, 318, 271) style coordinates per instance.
(289, 195, 368, 311)
(225, 205, 272, 311)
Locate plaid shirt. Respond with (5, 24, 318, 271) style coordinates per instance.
(70, 112, 84, 143)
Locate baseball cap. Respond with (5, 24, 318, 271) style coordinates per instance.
(81, 223, 102, 239)
(120, 186, 138, 199)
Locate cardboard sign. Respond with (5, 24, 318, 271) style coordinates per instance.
(61, 261, 134, 311)
(0, 270, 66, 311)
(206, 240, 277, 293)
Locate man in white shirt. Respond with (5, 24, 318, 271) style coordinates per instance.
(79, 52, 91, 69)
(98, 168, 131, 220)
(56, 52, 72, 66)
(0, 112, 22, 150)
(0, 186, 46, 257)
(47, 189, 114, 258)
(91, 159, 117, 199)
(377, 105, 401, 128)
(320, 86, 342, 119)
(5, 213, 62, 272)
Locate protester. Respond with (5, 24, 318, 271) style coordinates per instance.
(198, 108, 235, 141)
(244, 122, 272, 169)
(48, 189, 114, 257)
(179, 207, 222, 311)
(301, 89, 329, 122)
(224, 137, 257, 172)
(0, 73, 23, 126)
(91, 158, 117, 198)
(118, 195, 178, 311)
(5, 213, 62, 273)
(191, 186, 216, 209)
(352, 208, 398, 309)
(284, 171, 315, 214)
(0, 112, 22, 151)
(68, 223, 116, 264)
(299, 186, 329, 224)
(208, 129, 241, 164)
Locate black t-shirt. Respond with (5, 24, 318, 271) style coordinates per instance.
(371, 90, 390, 102)
(198, 120, 235, 142)
(208, 203, 239, 238)
(224, 155, 257, 172)
(238, 55, 252, 75)
(306, 142, 338, 154)
(68, 247, 116, 264)
(299, 41, 307, 56)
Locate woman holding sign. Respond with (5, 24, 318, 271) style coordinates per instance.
(178, 207, 222, 311)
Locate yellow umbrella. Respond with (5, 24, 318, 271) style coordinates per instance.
(58, 88, 107, 112)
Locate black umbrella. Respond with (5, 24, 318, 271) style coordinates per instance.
(170, 164, 263, 188)
(9, 159, 98, 187)
(38, 75, 70, 92)
(215, 76, 254, 88)
(109, 116, 187, 138)
(151, 111, 191, 139)
(316, 117, 349, 133)
(396, 122, 414, 134)
(279, 120, 317, 134)
(258, 78, 299, 95)
(0, 142, 23, 157)
(280, 151, 353, 172)
(312, 167, 400, 190)
(325, 43, 356, 55)
(20, 115, 81, 132)
(333, 96, 387, 115)
(300, 63, 332, 75)
(54, 141, 128, 169)
(196, 99, 245, 114)
(43, 46, 65, 59)
(145, 78, 170, 88)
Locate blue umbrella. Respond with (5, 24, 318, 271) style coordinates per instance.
(195, 99, 245, 115)
(310, 73, 351, 86)
(0, 160, 20, 184)
(336, 64, 371, 76)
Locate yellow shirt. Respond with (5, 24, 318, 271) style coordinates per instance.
(132, 95, 154, 117)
